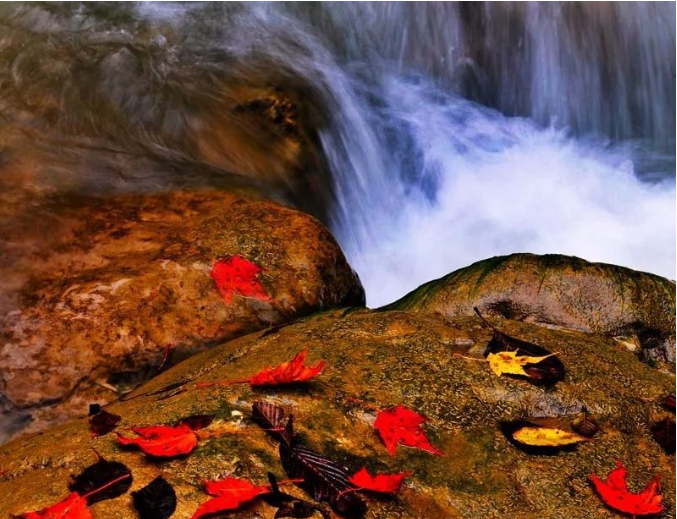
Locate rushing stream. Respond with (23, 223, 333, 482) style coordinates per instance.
(0, 2, 674, 306)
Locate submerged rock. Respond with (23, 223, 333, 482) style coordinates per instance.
(387, 253, 676, 365)
(0, 309, 673, 518)
(0, 190, 363, 441)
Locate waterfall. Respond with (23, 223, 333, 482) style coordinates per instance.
(0, 2, 674, 306)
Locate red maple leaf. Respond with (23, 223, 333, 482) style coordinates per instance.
(210, 256, 271, 304)
(19, 493, 91, 519)
(19, 473, 131, 519)
(117, 424, 198, 458)
(374, 405, 444, 457)
(197, 348, 325, 388)
(589, 461, 664, 516)
(348, 468, 411, 494)
(190, 477, 303, 519)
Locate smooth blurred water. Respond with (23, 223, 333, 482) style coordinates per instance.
(0, 2, 674, 306)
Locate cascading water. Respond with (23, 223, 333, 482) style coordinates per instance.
(0, 2, 674, 307)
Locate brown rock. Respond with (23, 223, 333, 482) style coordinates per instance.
(0, 309, 673, 518)
(387, 253, 676, 365)
(0, 190, 363, 441)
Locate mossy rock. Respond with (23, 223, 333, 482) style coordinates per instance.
(0, 190, 363, 442)
(1, 309, 673, 518)
(387, 253, 676, 365)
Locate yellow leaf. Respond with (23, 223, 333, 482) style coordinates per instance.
(486, 351, 557, 377)
(512, 426, 588, 447)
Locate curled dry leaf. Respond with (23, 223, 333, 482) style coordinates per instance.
(210, 255, 271, 304)
(571, 409, 599, 438)
(589, 461, 664, 516)
(198, 349, 325, 388)
(132, 476, 177, 519)
(475, 307, 564, 384)
(374, 405, 444, 457)
(348, 468, 411, 494)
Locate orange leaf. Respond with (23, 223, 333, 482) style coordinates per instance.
(20, 493, 91, 519)
(210, 256, 271, 304)
(117, 424, 198, 458)
(249, 348, 325, 386)
(348, 468, 411, 494)
(374, 405, 444, 457)
(589, 461, 664, 516)
(197, 349, 325, 388)
(190, 477, 270, 519)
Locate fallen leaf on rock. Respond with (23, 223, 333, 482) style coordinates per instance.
(663, 394, 676, 412)
(374, 405, 444, 457)
(486, 351, 559, 378)
(571, 408, 600, 438)
(348, 468, 410, 494)
(19, 492, 92, 519)
(210, 255, 271, 304)
(117, 415, 213, 458)
(264, 473, 328, 519)
(590, 462, 664, 516)
(252, 401, 291, 444)
(68, 457, 132, 504)
(511, 425, 588, 447)
(132, 476, 177, 519)
(280, 439, 367, 517)
(474, 307, 565, 384)
(21, 463, 132, 519)
(191, 476, 301, 519)
(89, 409, 121, 438)
(651, 418, 676, 454)
(197, 349, 325, 388)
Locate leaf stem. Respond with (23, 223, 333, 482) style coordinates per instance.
(195, 379, 249, 388)
(81, 473, 131, 500)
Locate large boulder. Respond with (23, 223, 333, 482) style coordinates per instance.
(387, 253, 676, 364)
(0, 190, 363, 442)
(1, 309, 673, 518)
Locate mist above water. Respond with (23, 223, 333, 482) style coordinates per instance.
(0, 2, 674, 306)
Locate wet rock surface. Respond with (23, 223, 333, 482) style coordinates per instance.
(0, 309, 673, 518)
(0, 190, 363, 441)
(387, 253, 676, 365)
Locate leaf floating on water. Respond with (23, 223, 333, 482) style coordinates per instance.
(210, 255, 271, 304)
(89, 409, 121, 438)
(198, 349, 325, 388)
(374, 405, 444, 457)
(68, 458, 132, 504)
(474, 307, 565, 384)
(348, 468, 411, 494)
(589, 462, 664, 516)
(132, 477, 177, 519)
(18, 492, 92, 519)
(651, 418, 676, 454)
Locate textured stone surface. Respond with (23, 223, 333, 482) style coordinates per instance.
(387, 253, 676, 365)
(1, 309, 673, 518)
(0, 190, 363, 441)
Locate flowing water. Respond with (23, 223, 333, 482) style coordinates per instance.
(0, 2, 674, 306)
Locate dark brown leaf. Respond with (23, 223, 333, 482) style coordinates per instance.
(571, 408, 599, 438)
(280, 442, 366, 517)
(651, 418, 676, 454)
(263, 473, 329, 519)
(68, 458, 132, 505)
(89, 410, 121, 438)
(132, 476, 177, 519)
(252, 402, 291, 445)
(663, 394, 676, 412)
